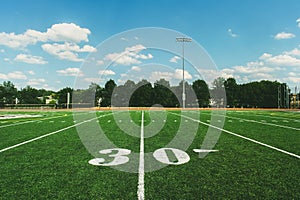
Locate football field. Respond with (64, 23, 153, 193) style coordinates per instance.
(0, 109, 299, 199)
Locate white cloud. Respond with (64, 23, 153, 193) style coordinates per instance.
(174, 69, 192, 80)
(96, 60, 104, 65)
(27, 78, 46, 86)
(98, 70, 115, 76)
(284, 76, 300, 83)
(150, 71, 174, 82)
(0, 73, 7, 80)
(169, 56, 181, 63)
(8, 71, 27, 80)
(274, 32, 295, 40)
(28, 70, 35, 75)
(0, 49, 4, 53)
(0, 71, 28, 80)
(45, 23, 91, 43)
(3, 58, 11, 62)
(104, 44, 152, 66)
(42, 42, 96, 62)
(233, 62, 275, 74)
(84, 77, 103, 83)
(131, 66, 141, 71)
(228, 28, 238, 38)
(121, 37, 128, 41)
(149, 69, 192, 83)
(296, 18, 300, 28)
(56, 67, 83, 77)
(262, 54, 300, 67)
(259, 53, 272, 60)
(285, 48, 300, 57)
(14, 54, 48, 64)
(0, 23, 92, 49)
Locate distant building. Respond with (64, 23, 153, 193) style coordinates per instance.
(290, 93, 300, 109)
(46, 95, 58, 104)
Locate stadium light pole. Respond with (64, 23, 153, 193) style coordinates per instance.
(176, 37, 192, 109)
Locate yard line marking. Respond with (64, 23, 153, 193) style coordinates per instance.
(0, 112, 88, 129)
(0, 113, 113, 153)
(137, 111, 145, 200)
(193, 149, 219, 153)
(0, 115, 67, 128)
(232, 111, 300, 121)
(202, 112, 300, 131)
(171, 112, 300, 159)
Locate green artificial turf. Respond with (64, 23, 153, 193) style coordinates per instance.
(0, 109, 299, 199)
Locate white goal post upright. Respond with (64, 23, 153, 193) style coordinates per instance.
(67, 92, 70, 109)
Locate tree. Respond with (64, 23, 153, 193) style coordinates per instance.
(224, 78, 239, 107)
(101, 79, 117, 107)
(57, 87, 73, 108)
(0, 81, 18, 105)
(130, 79, 153, 107)
(211, 77, 226, 107)
(112, 80, 136, 107)
(192, 79, 210, 107)
(19, 86, 42, 104)
(153, 79, 178, 107)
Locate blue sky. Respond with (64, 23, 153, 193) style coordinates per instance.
(0, 0, 300, 91)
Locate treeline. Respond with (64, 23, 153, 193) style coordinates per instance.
(0, 77, 289, 108)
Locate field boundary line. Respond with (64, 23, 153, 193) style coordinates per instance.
(0, 112, 89, 129)
(0, 113, 113, 153)
(171, 112, 300, 159)
(229, 111, 300, 122)
(137, 111, 145, 200)
(201, 112, 300, 131)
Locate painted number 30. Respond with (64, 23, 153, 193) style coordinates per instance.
(88, 148, 190, 166)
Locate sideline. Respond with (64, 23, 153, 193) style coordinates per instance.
(171, 112, 300, 159)
(0, 112, 113, 153)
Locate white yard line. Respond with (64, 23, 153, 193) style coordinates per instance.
(171, 112, 300, 159)
(0, 112, 90, 129)
(0, 113, 113, 153)
(230, 111, 300, 121)
(0, 114, 67, 128)
(201, 112, 300, 131)
(137, 111, 145, 200)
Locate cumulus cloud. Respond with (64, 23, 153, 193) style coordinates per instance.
(228, 28, 238, 37)
(45, 23, 91, 43)
(27, 78, 46, 86)
(98, 70, 115, 76)
(169, 56, 181, 63)
(149, 69, 192, 83)
(274, 32, 295, 40)
(260, 53, 300, 67)
(14, 54, 48, 64)
(56, 67, 83, 77)
(42, 42, 96, 62)
(84, 77, 105, 83)
(0, 23, 91, 49)
(0, 23, 92, 49)
(104, 44, 153, 66)
(0, 71, 27, 80)
(131, 66, 141, 71)
(284, 48, 300, 57)
(174, 69, 192, 80)
(297, 18, 300, 27)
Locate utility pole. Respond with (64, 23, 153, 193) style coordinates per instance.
(176, 37, 192, 109)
